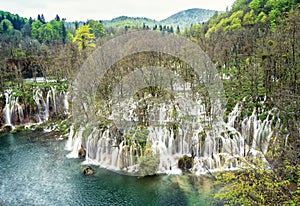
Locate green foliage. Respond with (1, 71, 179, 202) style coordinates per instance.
(125, 126, 149, 150)
(232, 0, 252, 12)
(213, 156, 299, 205)
(257, 11, 267, 23)
(138, 144, 160, 176)
(31, 21, 43, 39)
(38, 24, 55, 43)
(0, 10, 28, 31)
(250, 0, 266, 13)
(0, 19, 13, 34)
(243, 10, 256, 25)
(203, 0, 299, 37)
(230, 17, 242, 30)
(31, 20, 70, 43)
(82, 125, 94, 138)
(269, 8, 280, 26)
(87, 20, 105, 38)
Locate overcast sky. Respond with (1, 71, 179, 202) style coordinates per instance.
(1, 0, 236, 21)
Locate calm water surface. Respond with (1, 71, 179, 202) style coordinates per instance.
(0, 132, 214, 205)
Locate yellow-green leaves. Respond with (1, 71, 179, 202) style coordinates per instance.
(213, 157, 299, 205)
(72, 25, 96, 51)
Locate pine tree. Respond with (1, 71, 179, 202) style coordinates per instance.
(62, 21, 67, 44)
(176, 25, 180, 34)
(55, 14, 60, 21)
(38, 14, 46, 24)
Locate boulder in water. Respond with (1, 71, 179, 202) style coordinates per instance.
(82, 165, 96, 176)
(1, 124, 14, 132)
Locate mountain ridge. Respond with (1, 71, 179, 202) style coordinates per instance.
(102, 8, 219, 30)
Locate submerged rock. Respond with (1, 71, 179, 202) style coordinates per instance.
(82, 166, 96, 176)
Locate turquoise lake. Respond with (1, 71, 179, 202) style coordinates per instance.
(0, 132, 216, 205)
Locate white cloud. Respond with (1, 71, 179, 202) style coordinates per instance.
(0, 0, 236, 21)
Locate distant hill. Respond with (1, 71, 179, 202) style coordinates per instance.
(102, 8, 219, 30)
(161, 8, 218, 29)
(102, 16, 158, 28)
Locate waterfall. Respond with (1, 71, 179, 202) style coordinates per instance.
(65, 125, 75, 151)
(32, 86, 69, 123)
(13, 97, 25, 124)
(66, 127, 83, 158)
(3, 90, 12, 125)
(66, 85, 275, 175)
(63, 91, 69, 114)
(2, 86, 69, 127)
(33, 88, 49, 123)
(50, 86, 57, 114)
(2, 90, 24, 126)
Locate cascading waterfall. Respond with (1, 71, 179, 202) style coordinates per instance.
(66, 84, 275, 175)
(33, 86, 69, 124)
(50, 86, 57, 114)
(3, 90, 12, 125)
(1, 87, 69, 127)
(3, 90, 24, 126)
(63, 91, 69, 114)
(33, 88, 49, 123)
(13, 97, 25, 125)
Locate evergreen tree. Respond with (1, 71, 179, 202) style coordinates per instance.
(75, 21, 79, 30)
(159, 25, 162, 31)
(41, 14, 46, 23)
(62, 20, 67, 44)
(29, 17, 33, 25)
(38, 14, 46, 24)
(176, 25, 180, 34)
(55, 14, 60, 21)
(22, 22, 32, 37)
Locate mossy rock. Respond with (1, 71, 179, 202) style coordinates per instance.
(1, 124, 14, 132)
(78, 146, 86, 159)
(178, 155, 193, 172)
(11, 125, 26, 133)
(82, 165, 96, 176)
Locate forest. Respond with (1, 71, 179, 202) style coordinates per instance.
(0, 0, 299, 205)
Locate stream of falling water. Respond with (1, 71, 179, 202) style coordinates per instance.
(66, 83, 277, 176)
(1, 87, 69, 127)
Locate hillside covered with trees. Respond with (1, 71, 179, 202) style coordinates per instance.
(0, 0, 299, 205)
(186, 0, 300, 204)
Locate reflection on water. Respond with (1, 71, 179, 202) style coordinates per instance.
(0, 132, 215, 205)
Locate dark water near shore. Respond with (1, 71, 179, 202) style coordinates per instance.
(0, 132, 214, 205)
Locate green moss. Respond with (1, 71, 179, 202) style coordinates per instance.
(82, 126, 94, 138)
(259, 113, 268, 121)
(125, 126, 149, 150)
(138, 145, 160, 177)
